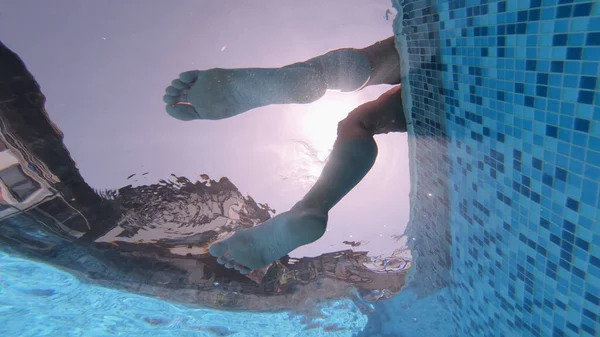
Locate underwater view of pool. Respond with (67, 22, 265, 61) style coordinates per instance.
(0, 0, 599, 336)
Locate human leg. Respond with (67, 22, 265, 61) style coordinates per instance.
(209, 86, 405, 273)
(163, 36, 399, 121)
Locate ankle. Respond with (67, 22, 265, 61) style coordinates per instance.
(291, 200, 328, 216)
(359, 37, 401, 86)
(301, 48, 372, 93)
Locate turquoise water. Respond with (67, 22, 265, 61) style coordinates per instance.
(0, 251, 367, 337)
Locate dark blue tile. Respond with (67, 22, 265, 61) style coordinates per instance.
(586, 32, 600, 46)
(561, 245, 573, 260)
(571, 266, 585, 281)
(559, 258, 571, 271)
(518, 10, 528, 22)
(578, 90, 595, 104)
(556, 167, 568, 181)
(527, 59, 537, 71)
(580, 76, 597, 90)
(581, 324, 596, 337)
(574, 118, 591, 132)
(546, 125, 558, 137)
(498, 1, 506, 12)
(514, 149, 522, 160)
(498, 36, 505, 46)
(566, 197, 579, 211)
(529, 9, 541, 20)
(563, 219, 575, 232)
(537, 73, 548, 84)
(573, 2, 593, 17)
(575, 238, 590, 251)
(507, 24, 516, 35)
(591, 255, 600, 268)
(530, 0, 541, 7)
(567, 322, 580, 334)
(583, 308, 597, 322)
(540, 217, 550, 229)
(567, 47, 583, 60)
(517, 23, 527, 34)
(498, 25, 506, 35)
(498, 91, 505, 101)
(516, 83, 525, 93)
(551, 61, 564, 72)
(543, 173, 554, 186)
(584, 291, 599, 305)
(556, 5, 572, 18)
(537, 86, 548, 96)
(514, 159, 522, 171)
(532, 157, 542, 170)
(553, 34, 568, 46)
(525, 96, 535, 107)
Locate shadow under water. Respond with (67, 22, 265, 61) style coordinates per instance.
(0, 41, 409, 313)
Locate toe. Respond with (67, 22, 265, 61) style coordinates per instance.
(165, 85, 182, 96)
(163, 94, 180, 104)
(171, 79, 188, 90)
(179, 70, 200, 84)
(209, 241, 229, 257)
(166, 104, 200, 121)
(217, 255, 234, 264)
(234, 263, 251, 274)
(224, 261, 234, 268)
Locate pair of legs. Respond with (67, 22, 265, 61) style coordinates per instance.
(163, 37, 406, 274)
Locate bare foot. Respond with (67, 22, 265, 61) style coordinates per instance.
(162, 48, 374, 121)
(209, 206, 327, 273)
(162, 67, 327, 121)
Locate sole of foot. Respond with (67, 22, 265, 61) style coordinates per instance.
(163, 67, 327, 121)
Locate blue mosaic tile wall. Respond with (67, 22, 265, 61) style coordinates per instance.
(387, 0, 600, 336)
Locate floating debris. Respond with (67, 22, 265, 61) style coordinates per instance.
(385, 8, 397, 21)
(343, 240, 363, 247)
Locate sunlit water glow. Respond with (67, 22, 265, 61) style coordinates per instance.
(300, 94, 361, 158)
(293, 94, 363, 184)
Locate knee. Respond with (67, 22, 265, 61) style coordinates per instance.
(337, 104, 374, 136)
(337, 114, 361, 136)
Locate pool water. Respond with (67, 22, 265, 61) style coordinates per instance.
(1, 0, 600, 336)
(0, 252, 367, 337)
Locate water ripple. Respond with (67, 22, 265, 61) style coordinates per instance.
(1, 253, 366, 336)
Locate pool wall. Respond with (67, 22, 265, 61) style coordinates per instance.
(376, 0, 600, 336)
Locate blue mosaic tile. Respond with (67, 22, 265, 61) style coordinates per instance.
(389, 0, 600, 336)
